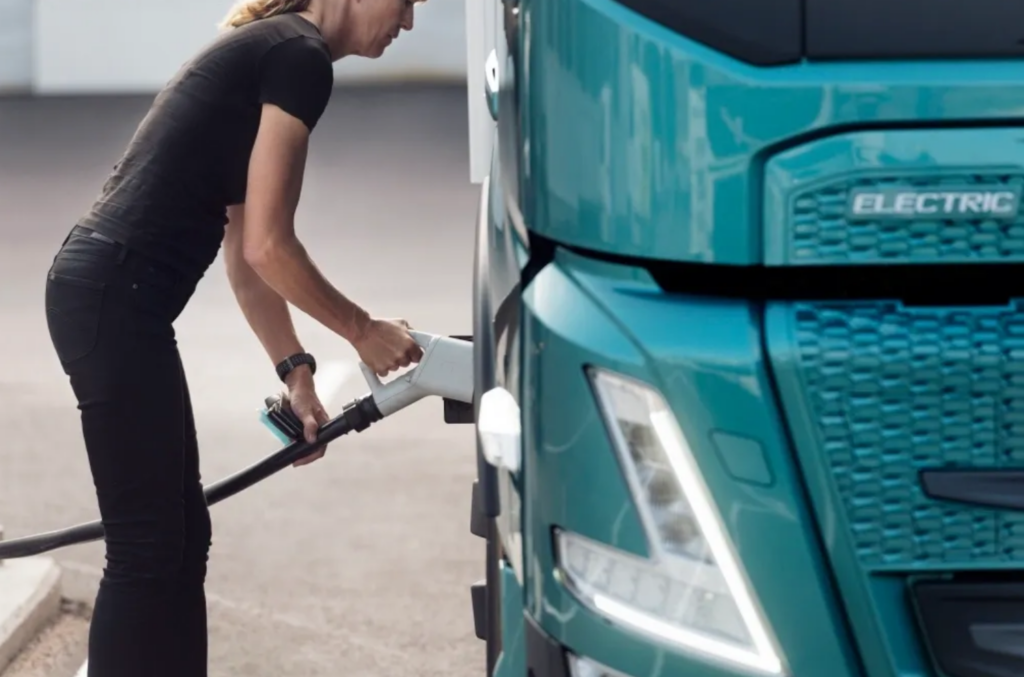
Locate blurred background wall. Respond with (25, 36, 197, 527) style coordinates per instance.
(0, 0, 32, 92)
(0, 0, 469, 95)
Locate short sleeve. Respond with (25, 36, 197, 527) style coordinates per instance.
(258, 37, 334, 132)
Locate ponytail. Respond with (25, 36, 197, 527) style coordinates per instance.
(220, 0, 312, 29)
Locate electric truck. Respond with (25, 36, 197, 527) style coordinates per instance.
(461, 1, 1024, 676)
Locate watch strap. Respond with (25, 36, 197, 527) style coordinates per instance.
(276, 352, 317, 382)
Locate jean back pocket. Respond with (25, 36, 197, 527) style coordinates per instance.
(45, 270, 106, 367)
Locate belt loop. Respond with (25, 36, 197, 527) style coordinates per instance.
(116, 243, 128, 264)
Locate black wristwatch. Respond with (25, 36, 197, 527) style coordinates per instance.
(276, 352, 317, 382)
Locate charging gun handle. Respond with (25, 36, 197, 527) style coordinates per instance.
(357, 330, 436, 417)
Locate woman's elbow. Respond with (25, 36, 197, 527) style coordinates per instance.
(242, 240, 275, 273)
(238, 205, 296, 271)
(242, 229, 298, 277)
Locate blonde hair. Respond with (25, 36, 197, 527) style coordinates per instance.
(220, 0, 312, 29)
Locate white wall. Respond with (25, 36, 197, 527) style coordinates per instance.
(33, 0, 467, 95)
(0, 0, 32, 92)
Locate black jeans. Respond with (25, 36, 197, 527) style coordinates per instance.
(45, 226, 211, 677)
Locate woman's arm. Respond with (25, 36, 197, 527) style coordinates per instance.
(241, 103, 371, 344)
(223, 203, 310, 383)
(225, 200, 330, 465)
(240, 102, 422, 376)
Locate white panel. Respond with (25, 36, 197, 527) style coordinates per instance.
(0, 0, 32, 92)
(34, 0, 467, 95)
(465, 0, 497, 184)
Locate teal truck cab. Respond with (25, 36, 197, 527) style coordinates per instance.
(461, 1, 1024, 676)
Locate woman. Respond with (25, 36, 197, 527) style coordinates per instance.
(43, 1, 423, 675)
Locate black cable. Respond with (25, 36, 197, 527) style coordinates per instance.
(0, 395, 383, 560)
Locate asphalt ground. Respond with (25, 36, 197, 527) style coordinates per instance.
(0, 84, 484, 676)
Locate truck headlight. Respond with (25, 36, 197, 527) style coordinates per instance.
(554, 368, 784, 676)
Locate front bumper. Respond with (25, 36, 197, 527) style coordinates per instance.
(523, 611, 636, 677)
(516, 246, 863, 677)
(524, 611, 573, 677)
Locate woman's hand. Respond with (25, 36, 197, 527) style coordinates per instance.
(284, 368, 331, 467)
(352, 318, 424, 377)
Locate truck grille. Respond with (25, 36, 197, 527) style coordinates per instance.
(778, 300, 1024, 569)
(787, 175, 1024, 265)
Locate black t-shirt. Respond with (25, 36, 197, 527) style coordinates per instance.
(79, 13, 334, 279)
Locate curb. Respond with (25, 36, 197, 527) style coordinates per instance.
(0, 557, 63, 674)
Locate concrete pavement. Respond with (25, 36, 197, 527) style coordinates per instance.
(0, 84, 484, 676)
(0, 559, 62, 675)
